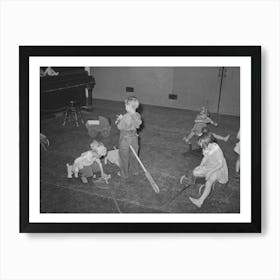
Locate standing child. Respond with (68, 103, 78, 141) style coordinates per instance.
(234, 129, 240, 176)
(189, 132, 228, 208)
(116, 97, 142, 179)
(183, 107, 219, 144)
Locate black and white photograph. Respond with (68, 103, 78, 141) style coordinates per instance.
(20, 46, 260, 232)
(2, 0, 279, 279)
(40, 66, 240, 214)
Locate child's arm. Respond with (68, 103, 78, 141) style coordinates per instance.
(195, 117, 212, 123)
(115, 114, 123, 125)
(117, 114, 131, 130)
(207, 117, 218, 126)
(93, 158, 108, 178)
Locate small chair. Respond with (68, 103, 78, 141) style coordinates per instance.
(62, 100, 84, 127)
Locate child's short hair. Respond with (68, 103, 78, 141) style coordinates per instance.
(200, 106, 210, 117)
(125, 96, 140, 110)
(198, 132, 214, 149)
(90, 140, 107, 157)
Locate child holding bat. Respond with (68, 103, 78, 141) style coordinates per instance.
(115, 96, 142, 179)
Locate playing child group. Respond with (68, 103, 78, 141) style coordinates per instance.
(66, 96, 240, 208)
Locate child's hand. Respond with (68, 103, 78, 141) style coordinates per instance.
(102, 173, 111, 184)
(115, 114, 123, 124)
(213, 122, 218, 127)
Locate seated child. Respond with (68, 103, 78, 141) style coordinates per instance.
(201, 127, 230, 142)
(183, 107, 218, 144)
(116, 96, 142, 178)
(67, 140, 109, 183)
(234, 129, 240, 176)
(189, 132, 228, 208)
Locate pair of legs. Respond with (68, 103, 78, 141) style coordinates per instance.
(119, 135, 139, 178)
(189, 167, 218, 208)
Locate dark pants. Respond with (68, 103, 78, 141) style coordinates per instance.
(79, 162, 100, 178)
(119, 134, 139, 178)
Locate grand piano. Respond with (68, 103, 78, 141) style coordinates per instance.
(40, 67, 95, 111)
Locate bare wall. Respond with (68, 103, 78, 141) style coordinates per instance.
(91, 67, 240, 116)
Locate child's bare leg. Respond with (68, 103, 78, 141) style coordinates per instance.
(235, 156, 240, 173)
(66, 164, 73, 178)
(183, 131, 195, 143)
(212, 133, 230, 142)
(189, 175, 216, 208)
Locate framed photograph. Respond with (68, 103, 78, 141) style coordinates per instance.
(20, 46, 261, 233)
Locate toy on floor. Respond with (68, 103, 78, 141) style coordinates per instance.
(188, 132, 228, 208)
(130, 145, 160, 193)
(40, 133, 49, 151)
(86, 116, 111, 138)
(161, 171, 195, 207)
(104, 146, 120, 167)
(66, 140, 110, 184)
(183, 107, 218, 145)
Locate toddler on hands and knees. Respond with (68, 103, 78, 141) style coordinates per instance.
(115, 96, 142, 179)
(189, 132, 229, 208)
(66, 140, 109, 183)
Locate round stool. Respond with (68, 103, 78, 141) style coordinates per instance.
(62, 101, 84, 127)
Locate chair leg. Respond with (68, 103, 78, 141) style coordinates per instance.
(74, 111, 79, 127)
(77, 108, 84, 124)
(62, 108, 69, 126)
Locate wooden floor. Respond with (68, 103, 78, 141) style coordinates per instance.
(40, 99, 240, 213)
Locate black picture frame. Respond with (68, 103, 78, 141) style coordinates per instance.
(20, 46, 261, 233)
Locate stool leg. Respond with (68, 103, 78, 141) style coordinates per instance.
(74, 110, 79, 127)
(77, 108, 84, 124)
(63, 108, 69, 126)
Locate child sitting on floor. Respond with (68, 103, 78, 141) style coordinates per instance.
(183, 107, 219, 144)
(115, 96, 142, 179)
(66, 140, 110, 183)
(234, 129, 240, 176)
(189, 132, 228, 208)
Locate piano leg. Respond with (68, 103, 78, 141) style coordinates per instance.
(82, 84, 94, 111)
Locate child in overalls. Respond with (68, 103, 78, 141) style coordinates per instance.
(116, 97, 142, 179)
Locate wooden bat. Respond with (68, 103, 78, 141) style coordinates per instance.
(129, 145, 160, 193)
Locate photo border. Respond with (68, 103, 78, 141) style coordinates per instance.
(19, 46, 261, 233)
